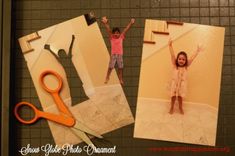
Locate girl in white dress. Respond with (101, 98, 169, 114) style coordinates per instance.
(168, 39, 203, 114)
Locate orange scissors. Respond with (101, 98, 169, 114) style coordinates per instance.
(14, 70, 102, 148)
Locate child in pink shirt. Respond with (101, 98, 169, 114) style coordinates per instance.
(101, 16, 135, 85)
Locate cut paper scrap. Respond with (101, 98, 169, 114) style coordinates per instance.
(18, 14, 134, 146)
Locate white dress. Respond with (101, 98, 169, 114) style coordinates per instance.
(170, 67, 187, 97)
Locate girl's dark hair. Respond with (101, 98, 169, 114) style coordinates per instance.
(176, 51, 188, 67)
(112, 27, 120, 34)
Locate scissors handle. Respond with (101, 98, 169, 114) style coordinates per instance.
(14, 102, 39, 124)
(40, 70, 62, 93)
(14, 101, 75, 126)
(40, 70, 74, 117)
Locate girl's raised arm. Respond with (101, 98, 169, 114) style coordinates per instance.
(122, 18, 135, 36)
(101, 16, 112, 37)
(68, 35, 75, 58)
(44, 44, 59, 61)
(188, 44, 203, 66)
(168, 39, 176, 66)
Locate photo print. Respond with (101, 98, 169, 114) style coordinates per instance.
(134, 19, 225, 146)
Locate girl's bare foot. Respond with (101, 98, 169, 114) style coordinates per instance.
(169, 108, 174, 114)
(104, 78, 109, 84)
(179, 108, 184, 115)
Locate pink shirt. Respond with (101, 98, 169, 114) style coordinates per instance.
(110, 34, 125, 55)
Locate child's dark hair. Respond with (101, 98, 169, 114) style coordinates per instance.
(176, 51, 188, 67)
(112, 27, 120, 34)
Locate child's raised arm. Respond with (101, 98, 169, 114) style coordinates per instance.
(68, 35, 75, 58)
(101, 16, 112, 37)
(44, 44, 59, 60)
(188, 44, 204, 66)
(168, 38, 176, 66)
(121, 18, 135, 36)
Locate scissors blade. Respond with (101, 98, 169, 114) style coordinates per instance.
(70, 127, 96, 149)
(73, 121, 103, 139)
